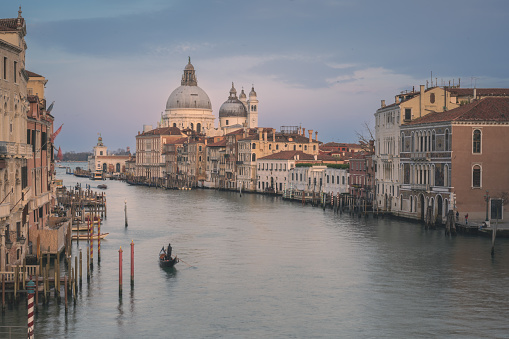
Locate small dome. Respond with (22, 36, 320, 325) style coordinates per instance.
(219, 99, 247, 118)
(184, 57, 194, 70)
(239, 88, 246, 100)
(249, 86, 257, 98)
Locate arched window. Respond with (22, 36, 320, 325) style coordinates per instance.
(173, 123, 177, 127)
(411, 132, 415, 152)
(472, 165, 481, 188)
(401, 133, 405, 152)
(102, 163, 107, 172)
(252, 153, 256, 162)
(252, 143, 256, 150)
(190, 123, 194, 130)
(432, 131, 436, 151)
(473, 129, 481, 153)
(197, 123, 201, 133)
(445, 129, 450, 151)
(116, 163, 121, 172)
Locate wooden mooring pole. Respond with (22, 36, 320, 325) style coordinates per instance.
(119, 246, 123, 296)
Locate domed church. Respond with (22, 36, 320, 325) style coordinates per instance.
(219, 83, 258, 134)
(163, 57, 215, 134)
(162, 58, 258, 136)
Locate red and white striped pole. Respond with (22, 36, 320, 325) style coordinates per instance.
(27, 278, 35, 339)
(97, 218, 101, 262)
(90, 218, 94, 268)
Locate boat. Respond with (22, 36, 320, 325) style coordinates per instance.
(72, 232, 109, 241)
(159, 248, 179, 267)
(97, 184, 107, 189)
(90, 171, 103, 180)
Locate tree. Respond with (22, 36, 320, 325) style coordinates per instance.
(355, 121, 375, 153)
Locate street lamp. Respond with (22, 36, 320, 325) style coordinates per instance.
(2, 231, 26, 250)
(484, 191, 490, 223)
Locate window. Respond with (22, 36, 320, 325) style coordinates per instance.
(432, 131, 436, 151)
(276, 145, 279, 150)
(13, 61, 17, 83)
(405, 108, 411, 121)
(445, 129, 450, 151)
(252, 143, 256, 149)
(430, 93, 435, 104)
(473, 129, 481, 153)
(473, 165, 481, 188)
(3, 57, 6, 80)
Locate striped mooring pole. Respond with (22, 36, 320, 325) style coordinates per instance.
(27, 278, 35, 339)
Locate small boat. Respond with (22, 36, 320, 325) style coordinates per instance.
(159, 248, 179, 268)
(97, 184, 107, 189)
(72, 233, 109, 241)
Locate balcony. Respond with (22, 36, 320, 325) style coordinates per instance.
(380, 154, 393, 163)
(0, 202, 10, 218)
(0, 142, 32, 159)
(410, 184, 430, 191)
(410, 152, 431, 161)
(34, 191, 51, 208)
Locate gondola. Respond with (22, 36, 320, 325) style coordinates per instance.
(97, 184, 107, 189)
(159, 248, 179, 267)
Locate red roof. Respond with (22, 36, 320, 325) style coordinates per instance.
(138, 127, 182, 136)
(406, 97, 509, 125)
(26, 70, 43, 78)
(448, 88, 509, 97)
(208, 139, 227, 147)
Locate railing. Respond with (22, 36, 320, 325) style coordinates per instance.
(0, 265, 40, 281)
(410, 184, 430, 191)
(0, 142, 32, 158)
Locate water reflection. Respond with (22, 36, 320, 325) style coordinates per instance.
(1, 164, 509, 338)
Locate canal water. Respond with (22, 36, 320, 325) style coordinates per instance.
(3, 163, 509, 338)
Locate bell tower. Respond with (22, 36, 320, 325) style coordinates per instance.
(246, 86, 258, 128)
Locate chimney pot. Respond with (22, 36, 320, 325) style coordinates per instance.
(381, 100, 386, 107)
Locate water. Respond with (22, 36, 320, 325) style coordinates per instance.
(3, 163, 509, 338)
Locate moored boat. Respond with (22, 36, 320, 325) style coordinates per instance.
(97, 184, 107, 189)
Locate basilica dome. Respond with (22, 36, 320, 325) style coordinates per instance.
(219, 83, 247, 118)
(165, 58, 212, 110)
(166, 85, 212, 110)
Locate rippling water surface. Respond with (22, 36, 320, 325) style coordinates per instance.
(3, 164, 509, 338)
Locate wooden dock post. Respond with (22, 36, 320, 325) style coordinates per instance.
(64, 275, 68, 310)
(131, 240, 134, 288)
(35, 275, 38, 308)
(75, 256, 78, 292)
(79, 249, 83, 285)
(125, 199, 128, 227)
(22, 258, 26, 290)
(119, 246, 123, 296)
(14, 265, 18, 302)
(2, 274, 5, 313)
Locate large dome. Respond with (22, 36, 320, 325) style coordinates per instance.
(166, 85, 212, 110)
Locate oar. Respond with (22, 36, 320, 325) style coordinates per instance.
(178, 257, 195, 268)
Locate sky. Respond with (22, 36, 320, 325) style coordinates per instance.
(10, 0, 509, 152)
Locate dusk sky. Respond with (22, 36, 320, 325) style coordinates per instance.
(12, 0, 509, 152)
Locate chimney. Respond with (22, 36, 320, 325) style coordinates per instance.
(308, 130, 313, 143)
(296, 154, 299, 160)
(473, 88, 477, 100)
(419, 85, 425, 118)
(272, 129, 276, 142)
(314, 131, 318, 141)
(395, 96, 399, 104)
(302, 128, 305, 136)
(314, 154, 317, 161)
(263, 130, 267, 142)
(381, 100, 386, 108)
(259, 130, 262, 141)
